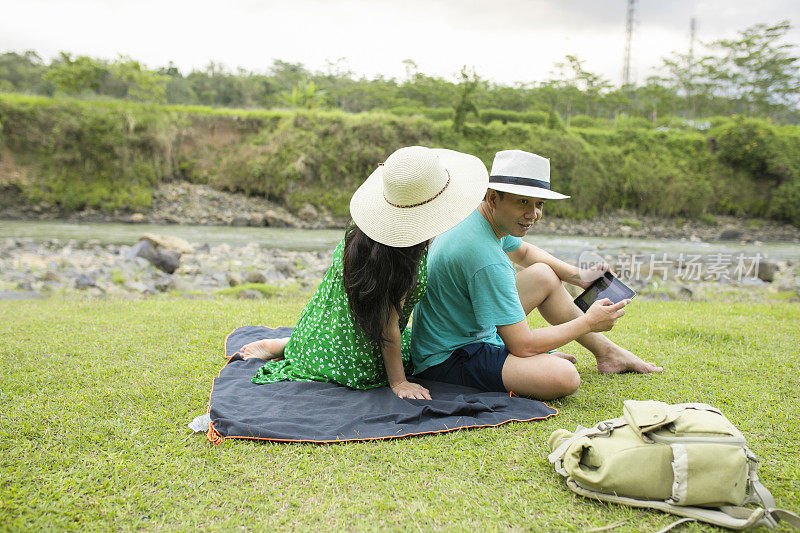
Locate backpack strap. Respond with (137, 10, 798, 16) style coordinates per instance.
(742, 447, 777, 508)
(564, 479, 776, 530)
(547, 418, 628, 469)
(654, 518, 695, 533)
(767, 509, 800, 530)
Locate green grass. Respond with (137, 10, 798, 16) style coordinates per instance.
(1, 299, 799, 531)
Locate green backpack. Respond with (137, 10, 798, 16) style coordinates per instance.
(548, 400, 799, 531)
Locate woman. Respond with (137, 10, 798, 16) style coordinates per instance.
(240, 146, 488, 399)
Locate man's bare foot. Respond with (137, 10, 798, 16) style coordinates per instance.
(551, 351, 578, 364)
(595, 345, 663, 374)
(240, 338, 289, 360)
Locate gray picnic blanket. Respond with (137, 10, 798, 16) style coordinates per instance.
(205, 326, 557, 443)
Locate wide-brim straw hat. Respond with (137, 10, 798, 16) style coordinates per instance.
(489, 149, 570, 200)
(350, 146, 489, 247)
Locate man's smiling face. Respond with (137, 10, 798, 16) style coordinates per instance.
(491, 190, 545, 237)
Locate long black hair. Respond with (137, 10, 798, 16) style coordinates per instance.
(342, 223, 428, 349)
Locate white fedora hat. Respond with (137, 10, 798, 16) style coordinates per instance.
(489, 150, 570, 200)
(350, 146, 488, 247)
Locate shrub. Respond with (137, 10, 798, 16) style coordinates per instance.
(216, 283, 281, 298)
(568, 115, 603, 128)
(3, 93, 800, 224)
(700, 213, 718, 226)
(620, 217, 643, 228)
(479, 108, 547, 125)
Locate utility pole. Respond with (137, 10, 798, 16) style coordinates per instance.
(688, 17, 697, 117)
(622, 0, 636, 86)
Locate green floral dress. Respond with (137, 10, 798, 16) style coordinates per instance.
(252, 238, 428, 389)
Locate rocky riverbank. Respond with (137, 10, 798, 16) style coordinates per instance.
(2, 233, 798, 302)
(2, 182, 799, 243)
(0, 236, 333, 300)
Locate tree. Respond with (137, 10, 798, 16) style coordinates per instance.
(544, 55, 611, 123)
(42, 52, 108, 94)
(654, 50, 714, 118)
(110, 56, 168, 103)
(452, 66, 480, 132)
(0, 51, 47, 93)
(708, 20, 800, 115)
(282, 80, 326, 109)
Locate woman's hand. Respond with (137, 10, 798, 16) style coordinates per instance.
(390, 380, 432, 400)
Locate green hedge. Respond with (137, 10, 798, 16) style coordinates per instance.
(2, 94, 799, 224)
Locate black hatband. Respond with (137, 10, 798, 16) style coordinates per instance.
(489, 175, 550, 190)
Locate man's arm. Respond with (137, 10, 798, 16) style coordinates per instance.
(497, 298, 629, 357)
(507, 241, 606, 288)
(506, 241, 578, 281)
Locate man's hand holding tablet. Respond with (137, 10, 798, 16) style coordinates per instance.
(574, 272, 637, 313)
(583, 298, 630, 332)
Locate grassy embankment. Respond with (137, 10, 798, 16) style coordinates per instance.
(1, 298, 798, 531)
(2, 92, 800, 224)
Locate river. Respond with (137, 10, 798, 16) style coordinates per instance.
(2, 220, 799, 263)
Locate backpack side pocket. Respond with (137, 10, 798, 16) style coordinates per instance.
(670, 442, 749, 506)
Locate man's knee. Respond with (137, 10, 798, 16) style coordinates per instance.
(555, 362, 581, 395)
(503, 354, 580, 399)
(520, 263, 560, 291)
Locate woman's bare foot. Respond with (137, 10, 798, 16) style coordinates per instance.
(595, 345, 663, 374)
(240, 337, 289, 360)
(551, 351, 578, 364)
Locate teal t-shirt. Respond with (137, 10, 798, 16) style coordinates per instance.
(410, 209, 525, 374)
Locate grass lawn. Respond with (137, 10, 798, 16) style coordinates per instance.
(1, 297, 799, 531)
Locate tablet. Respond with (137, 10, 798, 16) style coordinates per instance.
(573, 272, 636, 313)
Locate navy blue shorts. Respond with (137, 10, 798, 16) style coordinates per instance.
(417, 342, 509, 392)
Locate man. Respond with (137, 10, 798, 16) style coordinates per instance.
(410, 150, 662, 400)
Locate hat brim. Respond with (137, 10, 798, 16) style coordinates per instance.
(488, 182, 570, 200)
(350, 148, 489, 247)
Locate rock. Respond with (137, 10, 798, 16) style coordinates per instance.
(125, 281, 148, 294)
(16, 281, 33, 291)
(75, 274, 96, 289)
(141, 234, 194, 254)
(647, 292, 672, 301)
(127, 239, 182, 274)
(757, 261, 779, 283)
(129, 213, 146, 223)
(297, 204, 318, 222)
(172, 279, 193, 292)
(126, 240, 158, 263)
(226, 272, 243, 287)
(0, 291, 45, 300)
(273, 258, 298, 276)
(245, 270, 267, 284)
(718, 228, 743, 241)
(154, 274, 175, 292)
(152, 249, 182, 274)
(238, 289, 263, 299)
(263, 210, 288, 227)
(230, 216, 250, 227)
(678, 286, 693, 299)
(248, 214, 266, 227)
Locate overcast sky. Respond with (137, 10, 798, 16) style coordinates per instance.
(2, 0, 798, 86)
